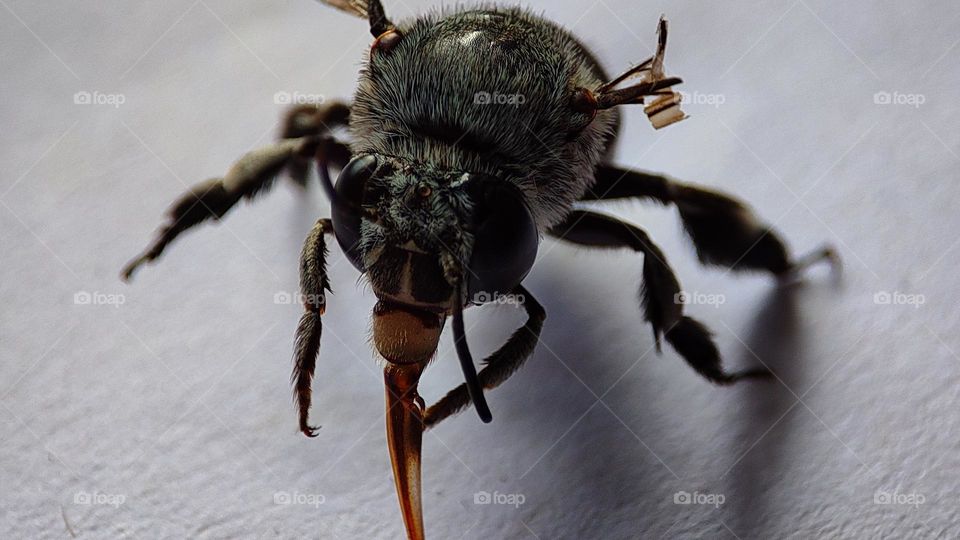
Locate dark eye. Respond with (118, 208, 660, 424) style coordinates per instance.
(464, 176, 539, 303)
(332, 155, 379, 271)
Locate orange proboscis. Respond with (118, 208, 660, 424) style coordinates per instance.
(376, 300, 442, 539)
(384, 363, 426, 540)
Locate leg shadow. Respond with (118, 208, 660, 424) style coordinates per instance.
(724, 282, 807, 537)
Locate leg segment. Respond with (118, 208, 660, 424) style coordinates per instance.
(280, 101, 352, 185)
(423, 286, 546, 429)
(292, 218, 333, 437)
(121, 137, 324, 280)
(121, 101, 354, 281)
(582, 165, 839, 278)
(549, 210, 769, 384)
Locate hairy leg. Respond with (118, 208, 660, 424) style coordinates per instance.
(121, 100, 355, 280)
(423, 286, 546, 428)
(121, 137, 330, 280)
(292, 218, 333, 437)
(280, 101, 352, 185)
(549, 210, 769, 384)
(582, 164, 839, 278)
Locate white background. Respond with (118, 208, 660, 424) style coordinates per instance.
(1, 1, 958, 538)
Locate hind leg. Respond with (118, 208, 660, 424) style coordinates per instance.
(549, 210, 769, 384)
(582, 164, 840, 279)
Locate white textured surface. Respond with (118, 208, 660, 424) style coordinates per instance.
(2, 1, 959, 538)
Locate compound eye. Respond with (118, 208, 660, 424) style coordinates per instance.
(465, 177, 538, 303)
(332, 155, 379, 271)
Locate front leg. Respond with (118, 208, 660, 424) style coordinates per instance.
(423, 286, 546, 429)
(549, 210, 769, 385)
(292, 218, 333, 437)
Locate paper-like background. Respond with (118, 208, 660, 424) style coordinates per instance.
(2, 1, 957, 538)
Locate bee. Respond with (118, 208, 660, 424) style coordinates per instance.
(121, 1, 839, 537)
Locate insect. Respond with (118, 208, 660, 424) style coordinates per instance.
(121, 1, 839, 537)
